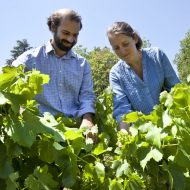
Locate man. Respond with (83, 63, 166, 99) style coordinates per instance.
(12, 8, 95, 130)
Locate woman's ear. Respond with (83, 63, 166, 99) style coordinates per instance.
(133, 33, 138, 44)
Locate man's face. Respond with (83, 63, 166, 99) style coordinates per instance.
(53, 18, 81, 52)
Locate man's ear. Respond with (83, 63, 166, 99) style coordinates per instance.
(51, 23, 56, 33)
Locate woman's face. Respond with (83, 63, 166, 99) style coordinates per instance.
(108, 33, 138, 63)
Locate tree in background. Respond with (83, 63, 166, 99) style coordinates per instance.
(73, 45, 89, 58)
(74, 45, 118, 97)
(88, 47, 118, 97)
(174, 30, 190, 82)
(6, 39, 32, 66)
(142, 38, 151, 48)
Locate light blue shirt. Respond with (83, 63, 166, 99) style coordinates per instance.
(109, 47, 180, 123)
(12, 41, 95, 118)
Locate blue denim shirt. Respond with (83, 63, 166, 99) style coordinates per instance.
(12, 41, 95, 117)
(109, 47, 180, 123)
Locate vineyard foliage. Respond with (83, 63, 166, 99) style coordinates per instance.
(0, 66, 190, 190)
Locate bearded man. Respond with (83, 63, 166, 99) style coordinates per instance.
(12, 8, 95, 130)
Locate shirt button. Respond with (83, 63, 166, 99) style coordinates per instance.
(59, 70, 62, 73)
(59, 83, 62, 86)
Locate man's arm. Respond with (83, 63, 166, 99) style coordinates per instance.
(78, 60, 95, 118)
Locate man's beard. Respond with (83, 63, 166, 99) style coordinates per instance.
(54, 33, 76, 52)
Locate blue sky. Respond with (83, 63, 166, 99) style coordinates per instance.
(1, 0, 189, 72)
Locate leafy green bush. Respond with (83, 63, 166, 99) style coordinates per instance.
(0, 66, 190, 190)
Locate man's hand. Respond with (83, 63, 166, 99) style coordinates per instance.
(80, 113, 98, 143)
(80, 113, 94, 128)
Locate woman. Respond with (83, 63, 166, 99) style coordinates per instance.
(107, 22, 180, 130)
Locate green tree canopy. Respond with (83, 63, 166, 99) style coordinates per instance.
(174, 30, 190, 82)
(6, 39, 32, 66)
(88, 47, 118, 97)
(74, 45, 118, 97)
(142, 38, 151, 48)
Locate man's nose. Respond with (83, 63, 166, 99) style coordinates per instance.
(67, 35, 75, 43)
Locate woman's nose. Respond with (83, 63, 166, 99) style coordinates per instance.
(119, 47, 127, 54)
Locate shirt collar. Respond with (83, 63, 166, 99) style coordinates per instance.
(45, 40, 77, 59)
(120, 60, 131, 69)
